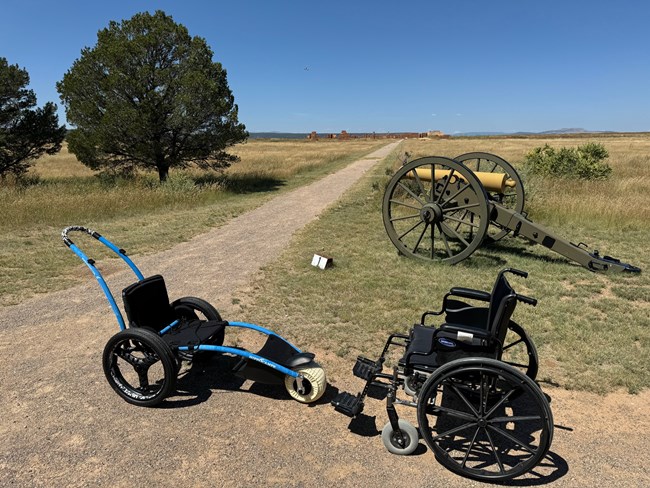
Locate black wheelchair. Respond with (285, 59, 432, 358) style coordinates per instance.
(332, 269, 553, 482)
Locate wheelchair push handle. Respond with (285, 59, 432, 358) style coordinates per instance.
(516, 294, 537, 307)
(507, 268, 528, 278)
(62, 225, 101, 247)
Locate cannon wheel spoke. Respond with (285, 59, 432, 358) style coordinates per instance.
(383, 157, 489, 264)
(455, 152, 525, 243)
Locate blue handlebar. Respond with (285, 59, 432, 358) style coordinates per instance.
(62, 226, 146, 330)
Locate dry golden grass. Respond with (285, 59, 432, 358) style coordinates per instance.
(400, 134, 650, 229)
(1, 138, 388, 305)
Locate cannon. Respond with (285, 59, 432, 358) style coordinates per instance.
(382, 152, 641, 273)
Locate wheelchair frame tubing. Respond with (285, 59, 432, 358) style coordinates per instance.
(63, 226, 146, 330)
(177, 344, 300, 378)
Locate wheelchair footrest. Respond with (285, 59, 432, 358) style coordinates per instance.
(331, 391, 364, 417)
(353, 356, 382, 381)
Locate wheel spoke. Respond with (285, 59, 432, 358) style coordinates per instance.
(429, 405, 478, 422)
(413, 223, 429, 253)
(503, 361, 529, 369)
(444, 214, 481, 229)
(485, 427, 506, 474)
(489, 414, 542, 424)
(430, 221, 435, 259)
(410, 168, 428, 200)
(448, 382, 480, 417)
(430, 421, 476, 442)
(487, 424, 537, 455)
(440, 222, 470, 248)
(461, 427, 481, 469)
(390, 213, 421, 222)
(390, 199, 421, 210)
(436, 167, 456, 204)
(437, 223, 453, 257)
(442, 202, 480, 213)
(136, 368, 150, 389)
(503, 338, 524, 351)
(398, 220, 424, 241)
(442, 182, 471, 206)
(397, 181, 426, 206)
(485, 388, 517, 419)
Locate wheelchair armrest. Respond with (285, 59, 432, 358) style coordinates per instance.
(438, 323, 492, 346)
(448, 287, 491, 302)
(440, 323, 491, 338)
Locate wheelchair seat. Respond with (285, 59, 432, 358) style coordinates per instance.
(402, 270, 520, 369)
(122, 275, 226, 347)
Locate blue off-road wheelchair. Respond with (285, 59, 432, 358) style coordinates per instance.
(332, 269, 553, 482)
(62, 226, 326, 407)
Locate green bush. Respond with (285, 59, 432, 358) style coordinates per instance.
(524, 142, 612, 180)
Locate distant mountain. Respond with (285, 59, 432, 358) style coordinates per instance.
(538, 128, 589, 134)
(456, 128, 611, 137)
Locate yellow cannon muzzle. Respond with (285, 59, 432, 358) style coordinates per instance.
(409, 168, 517, 193)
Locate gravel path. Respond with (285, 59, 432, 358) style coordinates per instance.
(1, 140, 649, 487)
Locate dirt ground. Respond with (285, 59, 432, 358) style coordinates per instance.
(1, 141, 649, 487)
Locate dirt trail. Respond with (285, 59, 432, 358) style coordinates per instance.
(1, 140, 649, 487)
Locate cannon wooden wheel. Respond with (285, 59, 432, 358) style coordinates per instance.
(454, 152, 525, 243)
(382, 157, 490, 264)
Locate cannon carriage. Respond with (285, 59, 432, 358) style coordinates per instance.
(382, 152, 640, 273)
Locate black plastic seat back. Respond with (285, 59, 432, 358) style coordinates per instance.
(122, 275, 176, 332)
(487, 272, 517, 346)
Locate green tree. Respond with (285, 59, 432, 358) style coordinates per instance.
(0, 58, 66, 178)
(57, 10, 247, 182)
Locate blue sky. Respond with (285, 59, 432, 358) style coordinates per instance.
(1, 0, 649, 133)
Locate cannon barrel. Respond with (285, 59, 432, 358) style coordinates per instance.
(408, 168, 517, 193)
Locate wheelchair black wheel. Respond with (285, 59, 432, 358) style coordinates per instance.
(171, 296, 224, 346)
(417, 358, 553, 482)
(501, 321, 539, 380)
(381, 419, 420, 455)
(103, 328, 177, 407)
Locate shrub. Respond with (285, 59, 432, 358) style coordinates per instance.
(524, 142, 612, 180)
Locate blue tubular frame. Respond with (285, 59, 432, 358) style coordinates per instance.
(62, 226, 305, 379)
(227, 321, 301, 352)
(177, 345, 300, 378)
(62, 226, 145, 330)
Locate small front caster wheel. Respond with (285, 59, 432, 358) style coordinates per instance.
(284, 362, 327, 403)
(381, 419, 419, 455)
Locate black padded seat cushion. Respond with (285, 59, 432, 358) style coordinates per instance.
(122, 275, 177, 332)
(160, 319, 227, 348)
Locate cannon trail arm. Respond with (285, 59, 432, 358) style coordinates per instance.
(490, 205, 641, 273)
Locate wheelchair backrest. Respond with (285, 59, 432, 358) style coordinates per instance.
(487, 272, 518, 344)
(122, 275, 176, 332)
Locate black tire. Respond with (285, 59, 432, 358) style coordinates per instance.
(381, 419, 420, 455)
(102, 328, 177, 407)
(417, 358, 553, 482)
(171, 296, 224, 346)
(501, 321, 539, 380)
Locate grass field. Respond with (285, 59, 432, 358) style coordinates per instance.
(235, 134, 650, 394)
(2, 134, 648, 394)
(0, 138, 387, 305)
